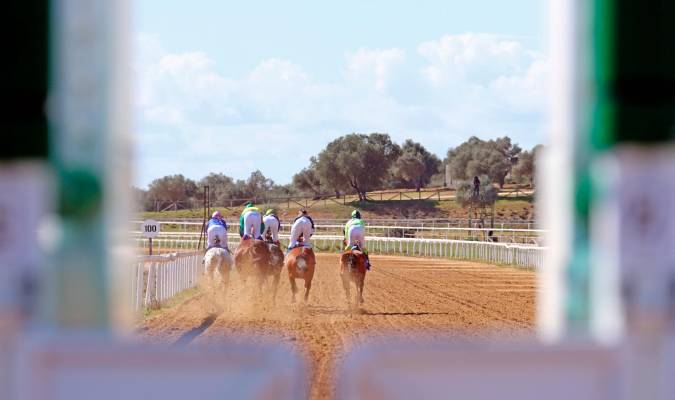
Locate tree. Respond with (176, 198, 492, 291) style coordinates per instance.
(146, 174, 198, 210)
(245, 170, 274, 198)
(292, 157, 322, 197)
(131, 186, 153, 211)
(512, 144, 543, 187)
(198, 173, 235, 204)
(392, 139, 441, 191)
(314, 133, 400, 201)
(456, 178, 498, 232)
(445, 136, 522, 187)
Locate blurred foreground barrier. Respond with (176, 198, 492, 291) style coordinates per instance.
(134, 235, 546, 270)
(133, 252, 201, 310)
(338, 340, 621, 400)
(15, 334, 306, 400)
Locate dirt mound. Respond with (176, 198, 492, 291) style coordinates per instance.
(140, 253, 536, 399)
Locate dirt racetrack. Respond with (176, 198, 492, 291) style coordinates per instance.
(140, 253, 536, 399)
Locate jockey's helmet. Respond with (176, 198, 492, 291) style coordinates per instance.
(351, 210, 361, 219)
(299, 208, 307, 215)
(245, 201, 253, 208)
(266, 208, 276, 216)
(212, 210, 222, 219)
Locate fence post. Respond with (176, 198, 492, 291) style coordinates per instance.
(135, 262, 144, 311)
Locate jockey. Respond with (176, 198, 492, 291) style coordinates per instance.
(239, 202, 264, 240)
(288, 209, 314, 250)
(262, 208, 281, 245)
(205, 210, 228, 251)
(344, 210, 372, 270)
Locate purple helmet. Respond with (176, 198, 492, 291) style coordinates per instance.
(212, 211, 222, 219)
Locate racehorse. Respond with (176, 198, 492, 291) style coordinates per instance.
(204, 246, 232, 288)
(339, 247, 367, 306)
(233, 238, 271, 293)
(285, 243, 316, 303)
(202, 238, 233, 312)
(264, 234, 284, 302)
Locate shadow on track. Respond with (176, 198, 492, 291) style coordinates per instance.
(173, 313, 218, 346)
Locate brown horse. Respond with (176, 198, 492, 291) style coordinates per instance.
(234, 239, 271, 292)
(285, 246, 316, 303)
(340, 249, 367, 306)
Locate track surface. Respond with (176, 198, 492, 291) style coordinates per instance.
(140, 254, 536, 399)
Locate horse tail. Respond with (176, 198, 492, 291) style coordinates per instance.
(296, 254, 308, 271)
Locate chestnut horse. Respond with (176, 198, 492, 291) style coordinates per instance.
(285, 246, 316, 303)
(234, 239, 271, 292)
(339, 249, 367, 305)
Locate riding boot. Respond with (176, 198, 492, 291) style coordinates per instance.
(365, 254, 371, 270)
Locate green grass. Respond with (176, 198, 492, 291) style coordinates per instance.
(142, 286, 200, 319)
(137, 196, 535, 222)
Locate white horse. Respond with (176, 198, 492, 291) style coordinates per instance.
(204, 247, 232, 289)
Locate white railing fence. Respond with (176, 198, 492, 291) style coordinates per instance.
(132, 252, 202, 311)
(131, 223, 544, 245)
(132, 218, 539, 230)
(134, 235, 546, 270)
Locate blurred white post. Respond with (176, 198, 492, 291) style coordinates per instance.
(46, 0, 131, 330)
(538, 0, 579, 342)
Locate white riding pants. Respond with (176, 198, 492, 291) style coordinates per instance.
(347, 225, 366, 248)
(263, 215, 280, 242)
(242, 211, 262, 238)
(289, 217, 313, 248)
(207, 225, 227, 248)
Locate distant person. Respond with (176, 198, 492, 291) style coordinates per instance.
(263, 208, 281, 245)
(239, 202, 264, 240)
(473, 176, 481, 198)
(487, 230, 498, 243)
(344, 210, 372, 270)
(288, 209, 314, 250)
(205, 211, 228, 250)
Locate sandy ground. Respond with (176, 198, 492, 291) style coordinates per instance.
(139, 253, 536, 399)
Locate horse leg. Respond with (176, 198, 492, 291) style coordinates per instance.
(272, 272, 281, 304)
(341, 270, 351, 305)
(257, 271, 265, 295)
(203, 262, 215, 291)
(289, 276, 297, 303)
(217, 260, 229, 289)
(354, 278, 359, 305)
(303, 278, 311, 302)
(358, 274, 365, 304)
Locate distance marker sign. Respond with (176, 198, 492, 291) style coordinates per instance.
(141, 220, 160, 239)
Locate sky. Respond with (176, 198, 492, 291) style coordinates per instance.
(132, 0, 548, 188)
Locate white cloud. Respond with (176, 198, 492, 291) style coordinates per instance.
(418, 33, 537, 86)
(345, 48, 405, 91)
(132, 32, 546, 187)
